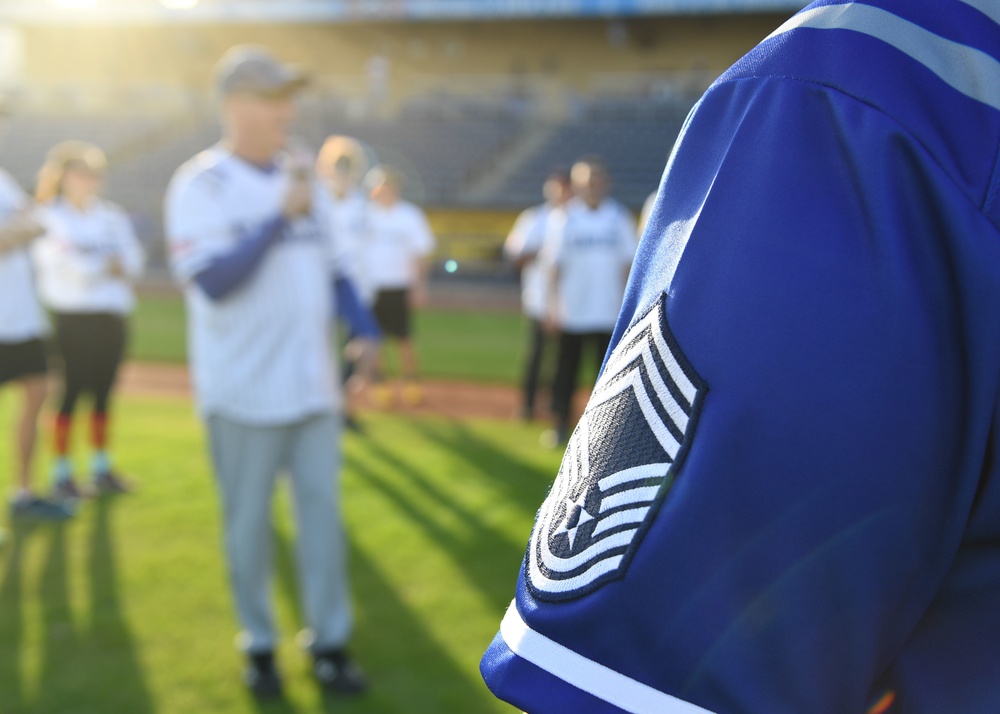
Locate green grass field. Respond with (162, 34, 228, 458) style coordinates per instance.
(0, 395, 562, 713)
(131, 293, 533, 385)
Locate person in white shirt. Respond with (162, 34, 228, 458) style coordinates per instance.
(0, 160, 74, 522)
(32, 141, 144, 499)
(362, 165, 435, 407)
(317, 135, 371, 432)
(317, 135, 370, 298)
(542, 157, 638, 445)
(503, 169, 572, 421)
(164, 46, 378, 700)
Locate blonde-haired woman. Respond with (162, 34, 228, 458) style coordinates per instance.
(33, 141, 144, 498)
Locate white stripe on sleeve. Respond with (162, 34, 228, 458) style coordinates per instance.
(500, 601, 717, 714)
(767, 3, 1000, 112)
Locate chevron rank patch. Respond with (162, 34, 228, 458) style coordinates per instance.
(526, 294, 707, 601)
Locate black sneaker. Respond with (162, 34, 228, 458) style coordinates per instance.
(11, 495, 75, 521)
(313, 649, 367, 695)
(93, 471, 134, 496)
(244, 652, 282, 700)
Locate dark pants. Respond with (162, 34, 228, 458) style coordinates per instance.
(551, 330, 612, 434)
(55, 312, 127, 416)
(372, 288, 411, 340)
(521, 319, 548, 417)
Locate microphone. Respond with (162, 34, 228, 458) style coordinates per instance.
(286, 136, 314, 181)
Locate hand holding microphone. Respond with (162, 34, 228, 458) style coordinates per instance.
(282, 137, 314, 220)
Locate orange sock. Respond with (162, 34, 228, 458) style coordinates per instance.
(54, 414, 72, 457)
(91, 412, 108, 450)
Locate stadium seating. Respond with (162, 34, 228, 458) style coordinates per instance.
(0, 93, 694, 269)
(482, 99, 691, 209)
(294, 97, 524, 205)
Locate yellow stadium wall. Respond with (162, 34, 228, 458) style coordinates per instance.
(426, 209, 521, 263)
(425, 205, 638, 265)
(15, 14, 788, 109)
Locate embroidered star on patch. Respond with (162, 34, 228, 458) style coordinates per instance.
(526, 294, 707, 602)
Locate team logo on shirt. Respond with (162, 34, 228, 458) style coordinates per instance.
(526, 294, 707, 601)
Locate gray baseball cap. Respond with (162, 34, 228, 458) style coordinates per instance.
(215, 45, 308, 97)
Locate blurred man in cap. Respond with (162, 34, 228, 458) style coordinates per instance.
(164, 46, 379, 699)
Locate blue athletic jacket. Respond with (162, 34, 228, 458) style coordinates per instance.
(482, 1, 1000, 712)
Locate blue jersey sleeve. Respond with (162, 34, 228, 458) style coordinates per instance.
(482, 4, 1000, 713)
(193, 214, 285, 301)
(333, 274, 382, 340)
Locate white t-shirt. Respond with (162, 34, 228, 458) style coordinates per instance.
(326, 189, 372, 302)
(165, 145, 342, 425)
(363, 201, 435, 292)
(504, 203, 557, 320)
(0, 170, 47, 343)
(33, 198, 144, 316)
(542, 197, 638, 333)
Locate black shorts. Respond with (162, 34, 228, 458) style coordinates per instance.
(0, 338, 48, 387)
(373, 288, 412, 339)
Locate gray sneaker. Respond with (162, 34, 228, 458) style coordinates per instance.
(52, 478, 93, 501)
(93, 471, 134, 496)
(11, 495, 75, 521)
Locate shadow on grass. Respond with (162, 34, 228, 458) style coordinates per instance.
(409, 419, 555, 516)
(321, 543, 497, 714)
(266, 530, 494, 712)
(352, 418, 555, 607)
(0, 500, 154, 714)
(0, 520, 35, 713)
(344, 455, 516, 618)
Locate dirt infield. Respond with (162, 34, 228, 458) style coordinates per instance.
(118, 362, 587, 422)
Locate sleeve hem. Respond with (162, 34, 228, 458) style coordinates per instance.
(482, 601, 717, 714)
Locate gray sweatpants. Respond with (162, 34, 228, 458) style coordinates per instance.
(207, 411, 352, 654)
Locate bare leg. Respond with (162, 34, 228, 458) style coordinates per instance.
(398, 339, 420, 383)
(398, 339, 424, 406)
(16, 375, 47, 493)
(369, 342, 394, 409)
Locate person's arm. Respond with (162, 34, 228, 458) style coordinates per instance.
(192, 214, 286, 300)
(0, 212, 45, 255)
(409, 207, 435, 308)
(482, 70, 996, 714)
(519, 209, 549, 266)
(107, 206, 146, 281)
(539, 212, 567, 334)
(165, 166, 310, 301)
(409, 256, 430, 308)
(333, 273, 381, 340)
(32, 212, 111, 285)
(504, 208, 541, 268)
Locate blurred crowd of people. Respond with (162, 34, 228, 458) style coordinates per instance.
(504, 159, 653, 446)
(0, 39, 658, 701)
(0, 44, 442, 699)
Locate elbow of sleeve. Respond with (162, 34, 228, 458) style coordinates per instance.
(193, 270, 228, 301)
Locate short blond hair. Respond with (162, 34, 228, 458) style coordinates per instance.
(36, 140, 107, 204)
(316, 135, 368, 182)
